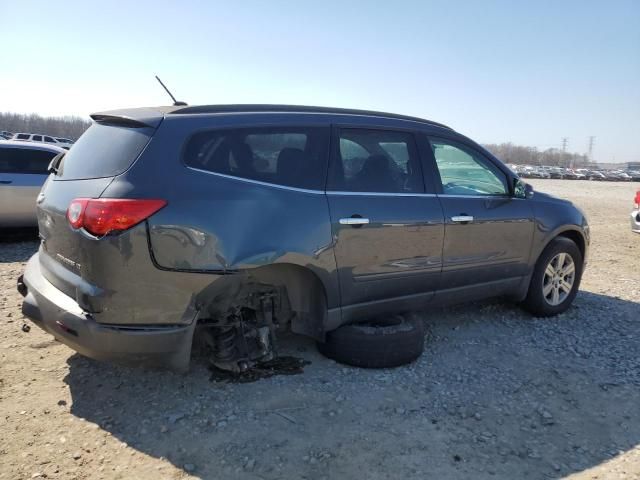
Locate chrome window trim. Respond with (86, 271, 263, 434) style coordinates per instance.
(327, 191, 437, 198)
(437, 194, 514, 200)
(185, 166, 325, 195)
(185, 166, 445, 198)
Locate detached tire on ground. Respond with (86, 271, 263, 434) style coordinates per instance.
(317, 315, 425, 368)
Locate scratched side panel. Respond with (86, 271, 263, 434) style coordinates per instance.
(327, 194, 445, 307)
(148, 172, 337, 296)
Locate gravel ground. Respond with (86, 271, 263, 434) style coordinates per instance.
(1, 179, 638, 480)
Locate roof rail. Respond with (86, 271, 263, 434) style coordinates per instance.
(170, 104, 452, 130)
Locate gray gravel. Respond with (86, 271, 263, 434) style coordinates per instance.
(1, 179, 639, 480)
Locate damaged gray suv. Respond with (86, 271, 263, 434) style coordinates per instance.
(19, 104, 589, 372)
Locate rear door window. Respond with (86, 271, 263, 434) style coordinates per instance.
(184, 127, 329, 190)
(0, 147, 56, 174)
(328, 129, 424, 193)
(32, 135, 43, 142)
(55, 123, 153, 180)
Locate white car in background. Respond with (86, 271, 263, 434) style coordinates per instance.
(631, 190, 640, 234)
(53, 137, 74, 148)
(0, 140, 65, 227)
(12, 133, 74, 150)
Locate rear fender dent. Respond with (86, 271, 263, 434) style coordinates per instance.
(195, 264, 328, 341)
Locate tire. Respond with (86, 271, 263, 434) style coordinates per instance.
(317, 314, 425, 368)
(522, 237, 583, 316)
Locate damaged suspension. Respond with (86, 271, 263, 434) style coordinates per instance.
(202, 289, 283, 373)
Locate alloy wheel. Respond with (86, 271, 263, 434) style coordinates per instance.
(542, 252, 576, 306)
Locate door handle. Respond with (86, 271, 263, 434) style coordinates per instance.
(0, 180, 12, 184)
(339, 217, 370, 226)
(451, 215, 474, 223)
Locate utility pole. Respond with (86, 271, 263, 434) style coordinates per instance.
(588, 136, 595, 163)
(561, 138, 568, 167)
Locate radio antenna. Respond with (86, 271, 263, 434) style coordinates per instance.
(155, 75, 187, 106)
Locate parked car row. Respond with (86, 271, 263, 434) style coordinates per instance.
(0, 130, 75, 149)
(509, 164, 640, 181)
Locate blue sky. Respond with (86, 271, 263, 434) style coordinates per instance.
(1, 0, 638, 162)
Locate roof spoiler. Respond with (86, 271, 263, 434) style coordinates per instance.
(90, 114, 153, 128)
(90, 106, 176, 129)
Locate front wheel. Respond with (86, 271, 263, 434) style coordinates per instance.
(522, 237, 583, 316)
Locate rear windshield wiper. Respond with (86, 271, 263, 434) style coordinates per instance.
(48, 152, 65, 175)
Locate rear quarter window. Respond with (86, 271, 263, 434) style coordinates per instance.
(184, 127, 329, 190)
(56, 123, 153, 180)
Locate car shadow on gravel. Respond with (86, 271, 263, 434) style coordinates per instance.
(62, 292, 640, 479)
(0, 229, 39, 263)
(0, 227, 39, 243)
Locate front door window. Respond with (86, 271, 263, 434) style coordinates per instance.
(430, 139, 508, 196)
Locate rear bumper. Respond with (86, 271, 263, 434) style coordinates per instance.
(20, 253, 194, 371)
(632, 210, 640, 233)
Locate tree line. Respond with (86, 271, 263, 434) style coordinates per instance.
(482, 143, 590, 168)
(0, 112, 91, 141)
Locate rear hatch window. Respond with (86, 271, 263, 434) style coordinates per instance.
(56, 123, 153, 180)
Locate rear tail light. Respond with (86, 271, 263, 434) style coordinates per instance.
(66, 198, 167, 236)
(635, 191, 640, 209)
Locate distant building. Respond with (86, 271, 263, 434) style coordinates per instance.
(594, 162, 626, 170)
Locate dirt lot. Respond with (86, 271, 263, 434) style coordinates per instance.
(1, 179, 638, 480)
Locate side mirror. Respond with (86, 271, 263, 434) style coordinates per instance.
(513, 179, 534, 199)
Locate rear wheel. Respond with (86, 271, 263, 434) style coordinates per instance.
(317, 315, 425, 368)
(523, 237, 583, 316)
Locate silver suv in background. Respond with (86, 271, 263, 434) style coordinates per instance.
(0, 140, 65, 227)
(12, 133, 74, 149)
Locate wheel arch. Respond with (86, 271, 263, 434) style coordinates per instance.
(249, 263, 328, 340)
(538, 227, 587, 264)
(518, 226, 587, 302)
(521, 228, 585, 316)
(195, 262, 330, 341)
(555, 229, 586, 261)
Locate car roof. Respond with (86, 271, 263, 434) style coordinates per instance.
(91, 104, 454, 130)
(0, 139, 66, 153)
(172, 104, 453, 129)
